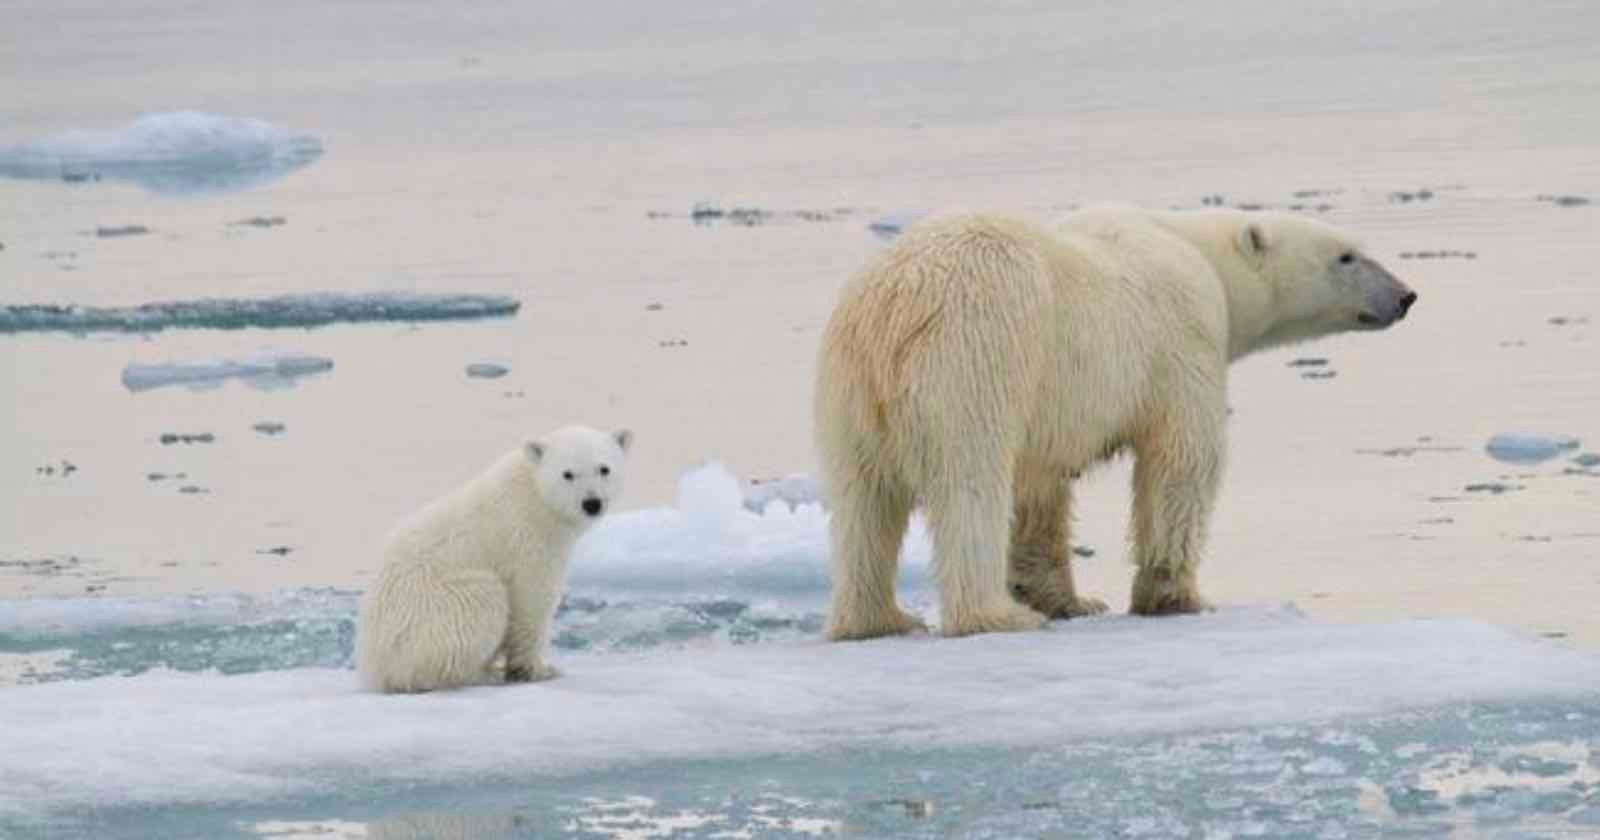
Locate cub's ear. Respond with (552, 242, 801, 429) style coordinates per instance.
(524, 441, 546, 462)
(1237, 222, 1269, 258)
(613, 429, 633, 452)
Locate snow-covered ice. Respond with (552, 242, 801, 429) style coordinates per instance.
(121, 350, 335, 392)
(0, 292, 521, 334)
(3, 605, 1598, 820)
(0, 112, 323, 196)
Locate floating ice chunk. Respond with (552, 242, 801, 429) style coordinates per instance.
(0, 112, 323, 196)
(122, 351, 334, 393)
(570, 462, 930, 598)
(742, 474, 822, 513)
(1484, 433, 1580, 465)
(0, 292, 520, 334)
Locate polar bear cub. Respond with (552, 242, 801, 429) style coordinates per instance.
(357, 425, 631, 693)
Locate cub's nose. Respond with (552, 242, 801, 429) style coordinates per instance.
(1397, 291, 1418, 318)
(582, 497, 603, 517)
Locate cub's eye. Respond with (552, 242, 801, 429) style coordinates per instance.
(599, 465, 611, 477)
(1338, 252, 1355, 265)
(561, 470, 575, 481)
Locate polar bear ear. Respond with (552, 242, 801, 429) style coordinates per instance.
(1238, 222, 1269, 258)
(524, 441, 546, 463)
(613, 429, 633, 452)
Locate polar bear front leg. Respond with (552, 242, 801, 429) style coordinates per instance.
(1128, 414, 1224, 616)
(1008, 464, 1108, 619)
(503, 571, 562, 683)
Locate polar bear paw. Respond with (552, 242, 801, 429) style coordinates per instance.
(505, 662, 561, 683)
(1129, 573, 1213, 616)
(825, 605, 928, 641)
(942, 599, 1048, 637)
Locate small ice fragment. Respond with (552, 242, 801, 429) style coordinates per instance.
(123, 351, 333, 393)
(743, 475, 822, 513)
(465, 363, 509, 379)
(0, 111, 324, 197)
(1484, 433, 1580, 465)
(868, 213, 924, 241)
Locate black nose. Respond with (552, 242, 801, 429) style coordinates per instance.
(1398, 291, 1418, 317)
(582, 497, 603, 516)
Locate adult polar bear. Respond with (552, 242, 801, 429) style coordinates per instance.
(815, 206, 1416, 639)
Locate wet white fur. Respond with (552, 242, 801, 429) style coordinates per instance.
(357, 426, 630, 692)
(815, 206, 1413, 639)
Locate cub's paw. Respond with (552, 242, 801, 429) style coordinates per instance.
(505, 663, 561, 683)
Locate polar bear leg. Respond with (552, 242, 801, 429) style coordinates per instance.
(1128, 410, 1224, 616)
(924, 445, 1047, 637)
(1008, 463, 1108, 619)
(368, 570, 509, 692)
(823, 471, 924, 641)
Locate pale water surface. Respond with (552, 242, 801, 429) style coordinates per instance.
(1, 1, 1597, 836)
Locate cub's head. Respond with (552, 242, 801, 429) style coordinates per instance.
(524, 426, 631, 523)
(1236, 213, 1417, 345)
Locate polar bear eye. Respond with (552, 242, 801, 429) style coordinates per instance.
(599, 465, 611, 477)
(1338, 252, 1355, 265)
(561, 470, 575, 481)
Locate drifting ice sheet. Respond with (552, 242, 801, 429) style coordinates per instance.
(0, 292, 521, 334)
(0, 112, 323, 196)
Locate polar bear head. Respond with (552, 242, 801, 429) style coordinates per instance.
(1231, 212, 1417, 352)
(524, 425, 631, 523)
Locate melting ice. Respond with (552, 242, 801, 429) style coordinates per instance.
(0, 112, 323, 196)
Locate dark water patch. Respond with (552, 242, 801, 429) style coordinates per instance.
(1548, 315, 1590, 327)
(93, 225, 150, 238)
(652, 203, 852, 227)
(159, 432, 214, 445)
(1287, 357, 1329, 367)
(230, 216, 285, 228)
(1465, 482, 1523, 495)
(465, 362, 508, 379)
(0, 292, 520, 335)
(1399, 249, 1476, 260)
(252, 422, 286, 436)
(1537, 194, 1590, 208)
(34, 459, 78, 477)
(1389, 188, 1436, 203)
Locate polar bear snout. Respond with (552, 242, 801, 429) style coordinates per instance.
(582, 496, 604, 517)
(1351, 256, 1416, 329)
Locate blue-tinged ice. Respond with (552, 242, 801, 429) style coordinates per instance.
(0, 292, 521, 335)
(121, 350, 334, 393)
(741, 473, 822, 513)
(0, 112, 323, 196)
(1485, 433, 1581, 465)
